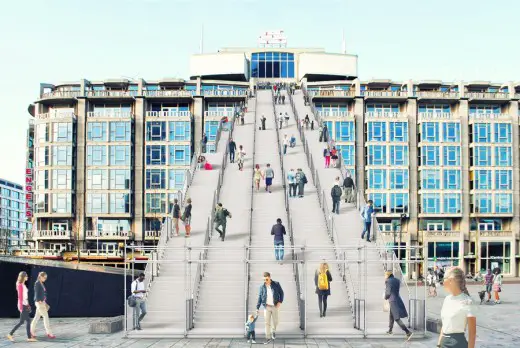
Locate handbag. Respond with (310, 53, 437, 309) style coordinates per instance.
(127, 295, 137, 307)
(383, 300, 390, 312)
(492, 284, 502, 293)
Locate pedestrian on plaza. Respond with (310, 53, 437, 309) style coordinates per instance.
(229, 138, 237, 163)
(214, 203, 232, 241)
(172, 198, 180, 237)
(30, 272, 55, 339)
(360, 200, 374, 242)
(289, 134, 296, 148)
(315, 262, 332, 318)
(278, 113, 283, 129)
(237, 145, 246, 171)
(427, 269, 438, 297)
(7, 272, 36, 343)
(271, 218, 286, 263)
(282, 134, 289, 155)
(322, 124, 329, 142)
(295, 168, 308, 198)
(483, 269, 493, 302)
(284, 112, 289, 128)
(311, 120, 314, 131)
(287, 169, 297, 197)
(256, 272, 284, 344)
(181, 198, 192, 237)
(245, 312, 258, 344)
(343, 173, 355, 203)
(130, 273, 147, 331)
(331, 178, 343, 214)
(304, 114, 310, 129)
(492, 268, 503, 304)
(438, 267, 476, 348)
(282, 95, 285, 104)
(330, 146, 338, 168)
(384, 270, 413, 340)
(323, 145, 331, 168)
(254, 164, 264, 191)
(202, 133, 208, 153)
(261, 114, 266, 130)
(264, 163, 274, 193)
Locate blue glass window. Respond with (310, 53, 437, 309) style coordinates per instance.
(367, 145, 387, 165)
(250, 52, 294, 78)
(495, 170, 512, 190)
(146, 169, 166, 189)
(422, 193, 441, 213)
(495, 193, 512, 213)
(204, 121, 219, 141)
(421, 146, 440, 166)
(475, 170, 492, 189)
(443, 146, 461, 166)
(390, 169, 408, 189)
(474, 193, 492, 213)
(146, 121, 166, 141)
(336, 145, 355, 166)
(419, 104, 450, 113)
(169, 169, 186, 190)
(474, 146, 491, 166)
(494, 124, 512, 143)
(444, 194, 461, 214)
(109, 145, 130, 166)
(389, 122, 408, 142)
(110, 193, 130, 213)
(495, 147, 512, 166)
(169, 145, 191, 165)
(422, 123, 439, 142)
(390, 193, 408, 213)
(368, 193, 386, 213)
(421, 170, 440, 189)
(335, 121, 355, 141)
(88, 122, 107, 141)
(110, 122, 131, 142)
(87, 145, 107, 165)
(146, 145, 166, 165)
(367, 122, 386, 141)
(368, 169, 386, 189)
(444, 170, 461, 189)
(470, 105, 500, 115)
(169, 121, 191, 141)
(366, 104, 399, 113)
(390, 145, 408, 165)
(473, 123, 491, 143)
(443, 123, 460, 142)
(324, 121, 333, 140)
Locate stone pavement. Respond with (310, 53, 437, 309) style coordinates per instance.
(2, 284, 519, 347)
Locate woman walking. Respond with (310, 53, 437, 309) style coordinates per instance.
(237, 145, 246, 171)
(314, 262, 332, 318)
(438, 267, 476, 348)
(182, 198, 192, 237)
(323, 145, 331, 168)
(492, 268, 503, 304)
(384, 271, 413, 340)
(254, 164, 264, 191)
(7, 272, 36, 342)
(330, 146, 338, 168)
(31, 272, 55, 339)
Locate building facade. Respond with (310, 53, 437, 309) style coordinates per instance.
(0, 179, 28, 251)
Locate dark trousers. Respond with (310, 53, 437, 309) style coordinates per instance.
(318, 293, 328, 315)
(283, 144, 287, 155)
(10, 306, 31, 338)
(261, 121, 266, 130)
(215, 223, 227, 239)
(332, 199, 340, 214)
(230, 151, 235, 163)
(389, 311, 409, 334)
(289, 183, 297, 197)
(298, 182, 305, 197)
(246, 331, 256, 340)
(361, 221, 371, 241)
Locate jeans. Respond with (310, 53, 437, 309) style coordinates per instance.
(318, 293, 328, 315)
(361, 221, 371, 241)
(283, 144, 287, 155)
(344, 187, 353, 203)
(230, 151, 235, 163)
(31, 302, 52, 335)
(389, 311, 409, 334)
(274, 241, 284, 261)
(10, 306, 31, 338)
(134, 299, 147, 328)
(298, 182, 305, 197)
(289, 183, 297, 197)
(215, 222, 227, 239)
(246, 331, 256, 340)
(332, 199, 340, 214)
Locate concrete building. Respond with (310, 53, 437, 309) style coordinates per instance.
(0, 179, 28, 251)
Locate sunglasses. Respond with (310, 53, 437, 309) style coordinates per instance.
(264, 278, 270, 282)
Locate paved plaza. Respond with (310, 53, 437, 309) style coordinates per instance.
(1, 283, 519, 348)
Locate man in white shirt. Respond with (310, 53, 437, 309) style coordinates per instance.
(256, 272, 284, 344)
(131, 273, 147, 330)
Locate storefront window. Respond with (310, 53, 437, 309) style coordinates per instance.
(480, 241, 511, 274)
(427, 241, 460, 269)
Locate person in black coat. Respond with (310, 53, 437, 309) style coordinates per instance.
(314, 262, 332, 317)
(384, 271, 413, 339)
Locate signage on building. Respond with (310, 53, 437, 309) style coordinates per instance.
(25, 168, 33, 218)
(258, 30, 287, 48)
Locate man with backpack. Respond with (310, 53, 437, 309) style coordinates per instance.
(295, 169, 308, 198)
(331, 178, 343, 214)
(271, 218, 286, 262)
(214, 203, 232, 241)
(130, 273, 147, 330)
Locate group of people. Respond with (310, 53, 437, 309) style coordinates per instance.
(171, 197, 192, 238)
(228, 138, 247, 171)
(329, 174, 356, 215)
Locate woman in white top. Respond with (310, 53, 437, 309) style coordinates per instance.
(7, 272, 36, 342)
(236, 145, 246, 171)
(438, 267, 477, 348)
(492, 268, 503, 304)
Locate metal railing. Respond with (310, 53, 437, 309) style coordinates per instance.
(203, 89, 248, 97)
(415, 91, 460, 99)
(466, 91, 509, 99)
(143, 90, 193, 98)
(36, 112, 76, 120)
(87, 110, 133, 118)
(40, 90, 81, 99)
(145, 110, 192, 118)
(86, 90, 137, 97)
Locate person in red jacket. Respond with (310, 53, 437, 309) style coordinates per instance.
(7, 271, 37, 342)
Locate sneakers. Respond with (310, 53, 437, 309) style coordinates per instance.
(406, 332, 414, 341)
(27, 338, 38, 342)
(251, 340, 256, 344)
(386, 330, 393, 335)
(6, 335, 14, 342)
(272, 332, 276, 340)
(264, 339, 272, 345)
(247, 340, 251, 343)
(47, 334, 56, 339)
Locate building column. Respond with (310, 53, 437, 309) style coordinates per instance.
(193, 97, 204, 155)
(406, 97, 418, 236)
(510, 100, 519, 276)
(459, 98, 470, 272)
(134, 97, 145, 242)
(75, 98, 87, 248)
(354, 96, 365, 195)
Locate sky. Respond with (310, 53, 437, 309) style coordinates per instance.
(0, 0, 519, 184)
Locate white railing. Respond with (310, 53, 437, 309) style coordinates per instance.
(87, 110, 133, 118)
(40, 90, 81, 99)
(144, 230, 161, 239)
(415, 91, 459, 99)
(422, 230, 461, 238)
(36, 112, 76, 120)
(145, 110, 192, 118)
(469, 113, 510, 120)
(363, 90, 407, 97)
(418, 112, 453, 120)
(143, 90, 192, 97)
(466, 92, 509, 99)
(86, 90, 136, 97)
(309, 90, 355, 98)
(317, 110, 354, 118)
(365, 111, 406, 119)
(478, 230, 512, 237)
(35, 230, 71, 239)
(85, 230, 133, 239)
(203, 89, 248, 97)
(204, 110, 234, 118)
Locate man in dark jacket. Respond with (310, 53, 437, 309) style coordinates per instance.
(201, 133, 208, 153)
(384, 271, 413, 340)
(271, 218, 286, 262)
(214, 203, 232, 241)
(256, 272, 284, 343)
(228, 138, 236, 163)
(331, 178, 342, 214)
(343, 174, 355, 203)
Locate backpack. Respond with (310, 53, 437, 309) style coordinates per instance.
(332, 185, 342, 198)
(302, 174, 308, 184)
(318, 271, 329, 290)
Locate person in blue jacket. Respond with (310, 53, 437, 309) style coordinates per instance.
(256, 272, 284, 344)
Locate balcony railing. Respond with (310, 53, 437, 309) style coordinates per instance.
(87, 110, 133, 118)
(85, 230, 133, 239)
(415, 91, 460, 99)
(418, 112, 453, 120)
(203, 89, 247, 97)
(35, 230, 71, 239)
(144, 230, 160, 240)
(309, 90, 355, 98)
(85, 90, 136, 97)
(204, 110, 234, 118)
(422, 230, 461, 238)
(469, 113, 510, 121)
(317, 110, 354, 118)
(36, 112, 76, 121)
(478, 230, 512, 237)
(40, 90, 81, 99)
(365, 111, 406, 119)
(145, 110, 192, 118)
(466, 92, 509, 100)
(143, 90, 192, 97)
(363, 90, 407, 97)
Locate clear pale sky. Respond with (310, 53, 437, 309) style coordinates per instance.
(0, 0, 519, 184)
